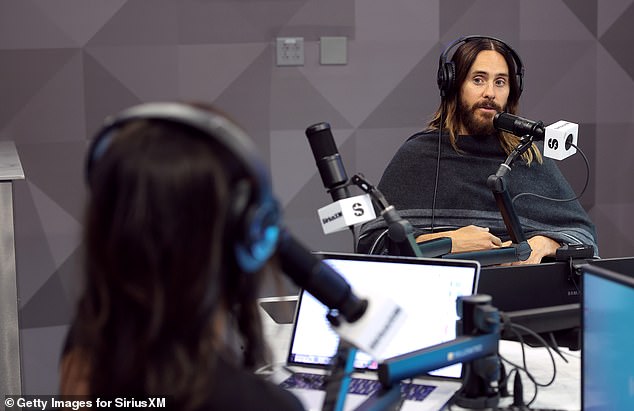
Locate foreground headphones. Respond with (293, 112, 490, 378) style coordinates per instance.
(437, 35, 524, 98)
(85, 102, 281, 273)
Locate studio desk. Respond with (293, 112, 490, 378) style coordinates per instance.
(260, 256, 634, 410)
(479, 256, 634, 349)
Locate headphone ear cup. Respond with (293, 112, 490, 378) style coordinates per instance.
(230, 180, 280, 273)
(437, 61, 456, 97)
(238, 199, 280, 272)
(436, 64, 446, 94)
(444, 62, 456, 96)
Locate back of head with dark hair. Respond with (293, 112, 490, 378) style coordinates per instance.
(63, 110, 270, 408)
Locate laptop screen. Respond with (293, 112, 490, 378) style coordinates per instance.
(582, 264, 634, 410)
(286, 253, 480, 379)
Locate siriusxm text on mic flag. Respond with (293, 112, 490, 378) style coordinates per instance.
(317, 193, 376, 234)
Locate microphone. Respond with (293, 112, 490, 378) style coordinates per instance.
(305, 122, 350, 201)
(306, 122, 377, 234)
(493, 112, 545, 140)
(277, 229, 367, 323)
(305, 123, 445, 257)
(277, 229, 405, 358)
(493, 112, 578, 160)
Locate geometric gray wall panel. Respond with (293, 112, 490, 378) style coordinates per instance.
(2, 0, 634, 395)
(600, 2, 634, 80)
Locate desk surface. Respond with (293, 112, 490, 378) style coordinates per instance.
(494, 340, 580, 410)
(259, 297, 580, 411)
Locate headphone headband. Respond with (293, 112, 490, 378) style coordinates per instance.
(86, 103, 270, 197)
(86, 102, 281, 273)
(437, 35, 524, 98)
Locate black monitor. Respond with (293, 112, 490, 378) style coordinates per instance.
(584, 256, 634, 275)
(478, 261, 580, 338)
(582, 263, 634, 409)
(479, 256, 634, 349)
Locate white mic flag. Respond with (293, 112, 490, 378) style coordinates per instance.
(334, 292, 406, 360)
(318, 193, 376, 234)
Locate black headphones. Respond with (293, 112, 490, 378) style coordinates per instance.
(437, 35, 524, 98)
(85, 102, 281, 274)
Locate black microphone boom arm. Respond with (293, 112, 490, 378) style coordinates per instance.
(331, 295, 502, 411)
(485, 136, 533, 262)
(350, 174, 452, 258)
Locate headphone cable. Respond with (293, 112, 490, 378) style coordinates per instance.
(429, 107, 443, 234)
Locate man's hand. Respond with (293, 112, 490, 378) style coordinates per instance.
(415, 225, 503, 253)
(501, 235, 560, 265)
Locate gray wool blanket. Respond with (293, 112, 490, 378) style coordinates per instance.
(357, 131, 598, 256)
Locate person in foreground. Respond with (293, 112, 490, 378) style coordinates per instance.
(59, 102, 304, 410)
(357, 36, 597, 264)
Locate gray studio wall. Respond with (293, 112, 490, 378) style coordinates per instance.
(1, 0, 633, 394)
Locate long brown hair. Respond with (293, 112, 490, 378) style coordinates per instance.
(62, 108, 270, 408)
(429, 37, 542, 165)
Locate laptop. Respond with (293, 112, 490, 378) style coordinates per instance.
(270, 252, 480, 410)
(581, 264, 634, 410)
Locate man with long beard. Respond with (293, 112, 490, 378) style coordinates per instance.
(357, 36, 597, 264)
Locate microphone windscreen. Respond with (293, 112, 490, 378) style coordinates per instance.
(493, 112, 516, 133)
(306, 122, 338, 160)
(493, 112, 545, 140)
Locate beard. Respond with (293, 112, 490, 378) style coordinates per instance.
(458, 99, 503, 136)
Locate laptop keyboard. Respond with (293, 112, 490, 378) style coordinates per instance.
(494, 407, 569, 411)
(280, 372, 436, 401)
